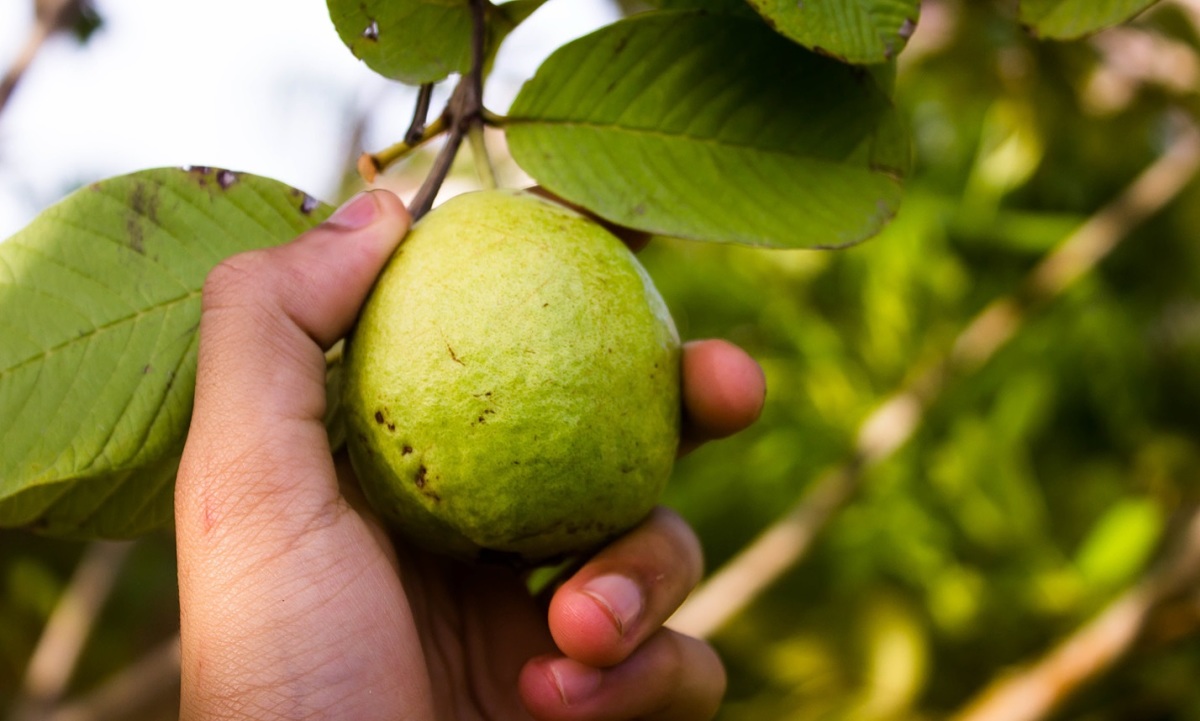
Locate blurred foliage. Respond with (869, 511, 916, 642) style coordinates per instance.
(641, 1, 1200, 718)
(5, 0, 1200, 719)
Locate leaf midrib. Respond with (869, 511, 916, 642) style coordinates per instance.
(505, 118, 878, 164)
(0, 289, 201, 381)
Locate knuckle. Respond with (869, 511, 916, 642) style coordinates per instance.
(202, 250, 275, 310)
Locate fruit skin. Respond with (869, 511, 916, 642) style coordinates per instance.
(342, 189, 681, 564)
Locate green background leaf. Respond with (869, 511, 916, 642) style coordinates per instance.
(1019, 0, 1160, 39)
(745, 0, 921, 65)
(326, 0, 547, 85)
(0, 168, 331, 538)
(506, 11, 909, 249)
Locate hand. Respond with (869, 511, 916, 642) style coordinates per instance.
(175, 189, 766, 720)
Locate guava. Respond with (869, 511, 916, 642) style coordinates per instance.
(342, 189, 681, 565)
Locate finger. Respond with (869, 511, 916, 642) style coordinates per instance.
(679, 338, 766, 455)
(520, 629, 726, 721)
(177, 189, 410, 539)
(547, 508, 702, 669)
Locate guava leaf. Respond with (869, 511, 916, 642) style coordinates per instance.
(744, 0, 920, 65)
(506, 11, 909, 249)
(1019, 0, 1159, 39)
(0, 167, 332, 538)
(326, 0, 549, 85)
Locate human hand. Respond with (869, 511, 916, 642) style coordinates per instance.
(175, 189, 766, 720)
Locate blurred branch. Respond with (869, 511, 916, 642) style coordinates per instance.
(669, 118, 1200, 640)
(950, 505, 1200, 721)
(7, 541, 134, 721)
(44, 636, 180, 721)
(0, 0, 90, 118)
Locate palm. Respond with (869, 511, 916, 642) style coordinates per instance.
(393, 541, 558, 719)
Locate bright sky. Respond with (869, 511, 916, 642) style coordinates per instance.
(0, 0, 618, 239)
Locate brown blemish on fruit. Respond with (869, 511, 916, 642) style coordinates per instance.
(414, 465, 427, 488)
(446, 344, 464, 365)
(374, 410, 385, 424)
(402, 445, 413, 455)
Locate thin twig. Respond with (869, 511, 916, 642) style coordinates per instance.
(668, 117, 1200, 640)
(356, 114, 448, 183)
(950, 505, 1200, 721)
(8, 541, 135, 721)
(405, 83, 435, 146)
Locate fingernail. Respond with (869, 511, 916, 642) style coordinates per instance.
(581, 574, 643, 637)
(325, 191, 379, 230)
(548, 659, 602, 706)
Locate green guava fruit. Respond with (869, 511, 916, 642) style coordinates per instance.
(342, 189, 681, 565)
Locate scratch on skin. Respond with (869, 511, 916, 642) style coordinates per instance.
(446, 343, 465, 366)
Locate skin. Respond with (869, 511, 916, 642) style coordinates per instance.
(175, 189, 767, 721)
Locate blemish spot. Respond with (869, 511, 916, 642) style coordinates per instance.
(142, 364, 152, 374)
(186, 165, 212, 175)
(387, 422, 395, 431)
(374, 410, 385, 424)
(414, 465, 427, 488)
(446, 344, 465, 365)
(362, 20, 379, 41)
(402, 445, 413, 455)
(300, 194, 320, 215)
(217, 169, 238, 189)
(899, 17, 917, 41)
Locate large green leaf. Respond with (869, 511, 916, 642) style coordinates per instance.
(1019, 0, 1159, 39)
(326, 0, 549, 85)
(744, 0, 920, 65)
(0, 168, 332, 538)
(506, 11, 909, 249)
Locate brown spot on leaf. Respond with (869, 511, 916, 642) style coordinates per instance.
(125, 182, 160, 255)
(300, 194, 319, 214)
(217, 169, 238, 189)
(362, 20, 379, 41)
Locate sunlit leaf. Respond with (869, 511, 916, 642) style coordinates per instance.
(326, 0, 549, 85)
(506, 11, 909, 249)
(745, 0, 921, 64)
(0, 168, 332, 538)
(1019, 0, 1159, 39)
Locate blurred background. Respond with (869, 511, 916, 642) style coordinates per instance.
(4, 1, 1200, 720)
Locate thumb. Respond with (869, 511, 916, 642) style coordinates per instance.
(177, 189, 409, 537)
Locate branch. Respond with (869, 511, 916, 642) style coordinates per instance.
(950, 505, 1200, 721)
(44, 636, 181, 721)
(668, 117, 1200, 640)
(8, 541, 134, 721)
(406, 0, 489, 220)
